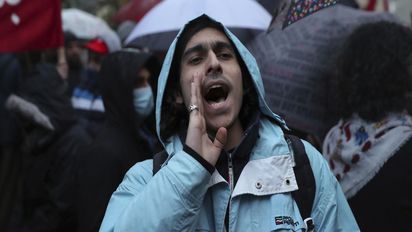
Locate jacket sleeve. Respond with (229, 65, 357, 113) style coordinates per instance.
(99, 150, 212, 232)
(303, 141, 360, 232)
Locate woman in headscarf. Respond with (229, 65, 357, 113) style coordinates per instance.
(323, 21, 412, 231)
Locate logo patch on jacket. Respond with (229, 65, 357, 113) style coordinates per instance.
(274, 216, 298, 226)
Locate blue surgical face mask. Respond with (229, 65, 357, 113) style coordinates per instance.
(133, 86, 154, 118)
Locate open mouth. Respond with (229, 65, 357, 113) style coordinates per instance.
(204, 84, 229, 104)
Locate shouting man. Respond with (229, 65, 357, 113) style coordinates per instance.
(99, 15, 359, 232)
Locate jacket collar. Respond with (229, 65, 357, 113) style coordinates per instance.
(230, 111, 260, 159)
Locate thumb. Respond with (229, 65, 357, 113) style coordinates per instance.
(213, 127, 227, 150)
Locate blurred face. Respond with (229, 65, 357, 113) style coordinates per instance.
(179, 27, 243, 132)
(65, 41, 87, 69)
(135, 68, 151, 88)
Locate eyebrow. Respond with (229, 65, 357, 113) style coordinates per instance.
(212, 41, 235, 53)
(182, 44, 206, 61)
(182, 41, 235, 60)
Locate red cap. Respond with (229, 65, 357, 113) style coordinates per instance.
(84, 38, 109, 54)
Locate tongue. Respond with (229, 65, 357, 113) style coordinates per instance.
(208, 96, 225, 104)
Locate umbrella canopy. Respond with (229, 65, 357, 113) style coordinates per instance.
(62, 8, 121, 52)
(125, 0, 271, 51)
(281, 0, 338, 29)
(112, 0, 162, 23)
(247, 4, 397, 140)
(256, 0, 283, 15)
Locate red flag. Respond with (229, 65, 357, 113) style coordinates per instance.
(112, 0, 161, 23)
(358, 0, 389, 12)
(0, 0, 64, 52)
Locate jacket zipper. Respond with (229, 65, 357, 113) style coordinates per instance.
(228, 153, 234, 193)
(227, 153, 234, 232)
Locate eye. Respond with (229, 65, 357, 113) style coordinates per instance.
(188, 56, 203, 65)
(217, 51, 233, 60)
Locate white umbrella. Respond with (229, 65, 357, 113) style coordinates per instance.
(62, 8, 121, 52)
(125, 0, 271, 51)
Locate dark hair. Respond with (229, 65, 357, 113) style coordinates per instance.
(160, 15, 259, 140)
(89, 51, 105, 64)
(64, 32, 79, 46)
(336, 21, 412, 122)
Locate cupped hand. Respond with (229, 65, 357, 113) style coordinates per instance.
(185, 72, 227, 166)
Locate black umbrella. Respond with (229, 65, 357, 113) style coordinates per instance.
(247, 4, 397, 140)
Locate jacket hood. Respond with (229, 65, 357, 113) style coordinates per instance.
(156, 14, 287, 146)
(100, 49, 160, 134)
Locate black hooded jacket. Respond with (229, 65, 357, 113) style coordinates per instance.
(75, 50, 161, 232)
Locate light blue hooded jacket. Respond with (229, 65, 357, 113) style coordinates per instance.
(100, 15, 359, 232)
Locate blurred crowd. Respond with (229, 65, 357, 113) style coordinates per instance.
(1, 0, 412, 231)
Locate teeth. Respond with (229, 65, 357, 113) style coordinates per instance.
(205, 84, 222, 95)
(209, 84, 222, 90)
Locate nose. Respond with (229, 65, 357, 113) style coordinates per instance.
(206, 51, 222, 76)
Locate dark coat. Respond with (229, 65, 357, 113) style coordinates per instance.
(0, 53, 23, 231)
(348, 138, 412, 231)
(0, 53, 22, 146)
(75, 51, 161, 232)
(11, 63, 91, 232)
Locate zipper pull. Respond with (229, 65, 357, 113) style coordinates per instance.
(228, 153, 234, 193)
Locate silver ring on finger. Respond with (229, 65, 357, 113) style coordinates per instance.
(188, 104, 199, 113)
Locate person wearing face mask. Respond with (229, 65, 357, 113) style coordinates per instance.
(74, 49, 161, 232)
(133, 67, 155, 123)
(133, 84, 154, 119)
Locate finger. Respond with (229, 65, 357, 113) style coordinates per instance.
(213, 127, 227, 150)
(186, 73, 205, 158)
(190, 72, 203, 113)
